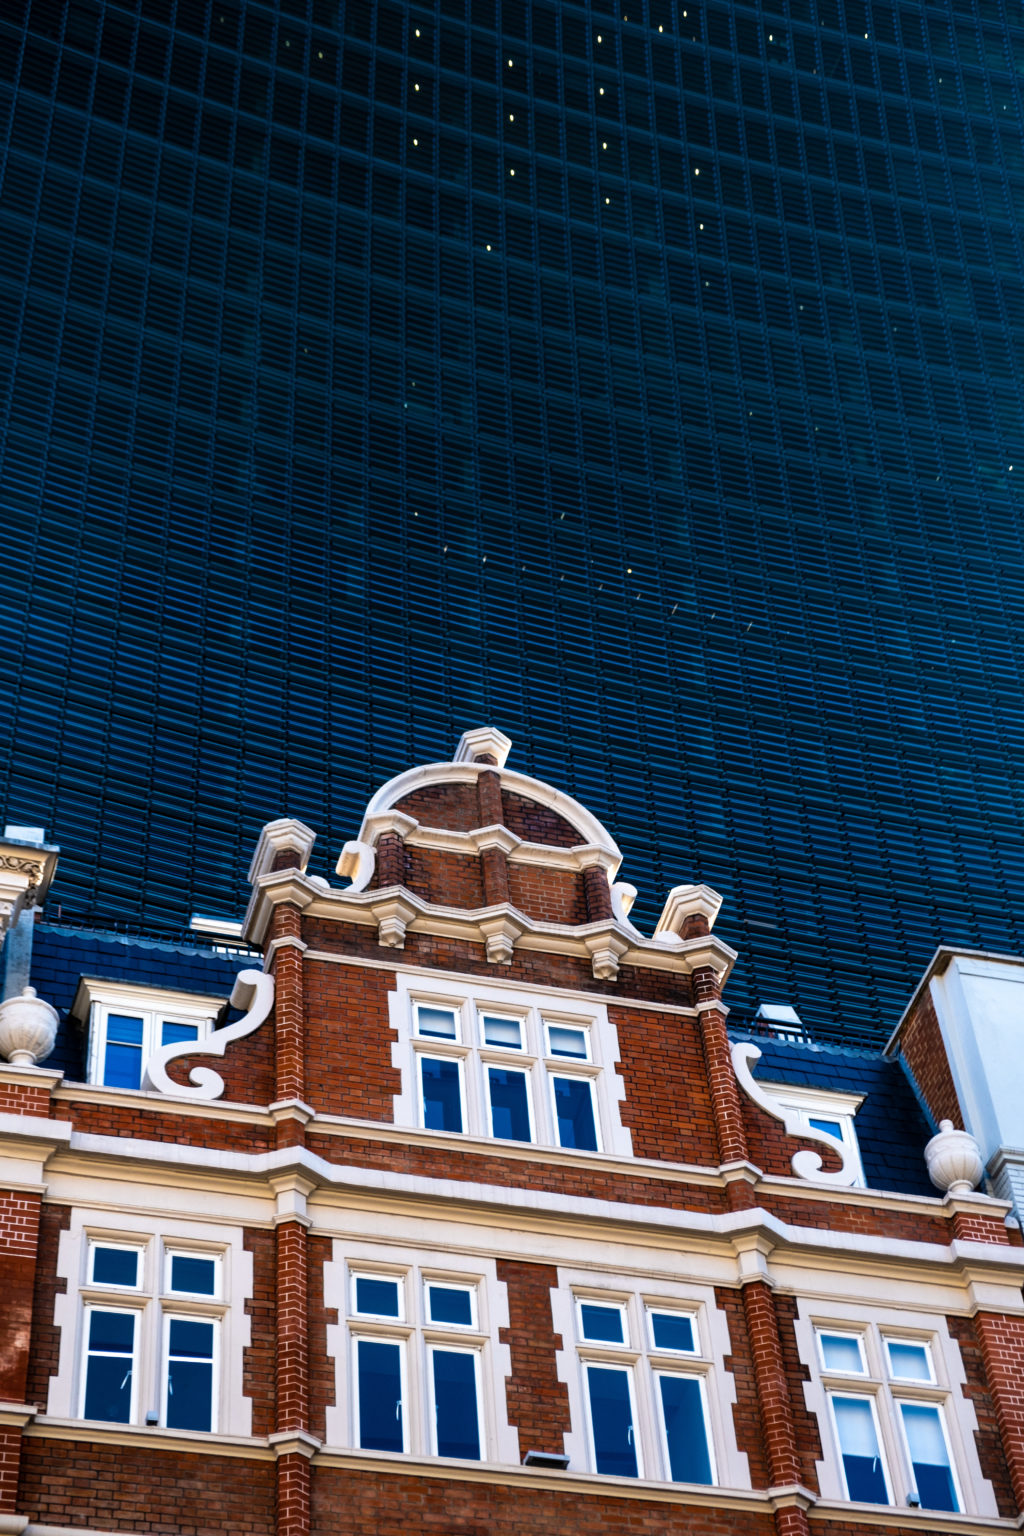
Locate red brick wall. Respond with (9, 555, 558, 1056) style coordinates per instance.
(774, 1294, 822, 1493)
(309, 1233, 338, 1442)
(301, 920, 694, 1009)
(501, 790, 581, 847)
(304, 1131, 721, 1213)
(896, 988, 961, 1128)
(404, 846, 485, 909)
(495, 1259, 571, 1458)
(947, 1314, 1016, 1519)
(310, 1465, 776, 1534)
(611, 1005, 719, 1165)
(24, 1203, 70, 1410)
(741, 1281, 801, 1488)
(276, 1221, 308, 1432)
(507, 863, 588, 926)
(58, 1099, 274, 1152)
(0, 1079, 52, 1117)
(714, 1286, 769, 1489)
(0, 1189, 41, 1403)
(244, 1228, 276, 1438)
(17, 1438, 275, 1533)
(395, 782, 480, 831)
(302, 960, 399, 1120)
(758, 1191, 950, 1246)
(975, 1310, 1024, 1511)
(0, 1426, 21, 1513)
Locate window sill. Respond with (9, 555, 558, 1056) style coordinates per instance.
(24, 1416, 272, 1459)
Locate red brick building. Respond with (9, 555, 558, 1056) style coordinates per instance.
(1, 727, 1023, 1536)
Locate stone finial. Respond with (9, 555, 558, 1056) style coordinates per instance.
(0, 986, 59, 1067)
(453, 727, 512, 769)
(925, 1120, 985, 1196)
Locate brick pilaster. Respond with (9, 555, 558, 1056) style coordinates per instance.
(271, 906, 306, 1104)
(741, 1279, 810, 1536)
(275, 1218, 311, 1536)
(693, 969, 749, 1175)
(0, 1187, 42, 1517)
(976, 1311, 1024, 1513)
(480, 845, 510, 905)
(476, 766, 504, 825)
(582, 864, 613, 922)
(376, 830, 405, 888)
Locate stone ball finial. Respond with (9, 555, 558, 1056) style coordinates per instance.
(0, 985, 59, 1067)
(924, 1119, 985, 1196)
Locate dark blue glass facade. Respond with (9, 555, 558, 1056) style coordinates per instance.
(2, 0, 1024, 1042)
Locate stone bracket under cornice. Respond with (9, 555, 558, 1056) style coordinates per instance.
(244, 869, 737, 981)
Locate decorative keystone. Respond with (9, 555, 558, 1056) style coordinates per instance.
(925, 1120, 985, 1195)
(247, 818, 317, 883)
(371, 893, 419, 949)
(583, 930, 630, 981)
(454, 726, 513, 768)
(0, 986, 58, 1067)
(654, 883, 723, 941)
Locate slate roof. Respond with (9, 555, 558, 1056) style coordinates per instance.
(31, 923, 254, 1081)
(731, 1027, 937, 1199)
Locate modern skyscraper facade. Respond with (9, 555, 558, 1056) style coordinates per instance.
(2, 0, 1023, 1043)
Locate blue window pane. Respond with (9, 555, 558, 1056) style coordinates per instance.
(92, 1247, 138, 1287)
(547, 1026, 588, 1057)
(89, 1310, 136, 1353)
(432, 1350, 480, 1459)
(901, 1404, 958, 1512)
(358, 1339, 403, 1452)
(166, 1360, 213, 1431)
(84, 1352, 134, 1423)
(659, 1375, 713, 1484)
(162, 1021, 199, 1046)
(587, 1365, 638, 1477)
(809, 1116, 844, 1139)
(580, 1303, 624, 1343)
(103, 1041, 143, 1090)
(168, 1318, 215, 1359)
(355, 1276, 401, 1317)
(833, 1396, 889, 1504)
(428, 1285, 473, 1325)
(417, 1007, 457, 1039)
(170, 1255, 217, 1295)
(552, 1076, 598, 1150)
(651, 1312, 695, 1352)
(820, 1334, 864, 1373)
(107, 1015, 144, 1044)
(488, 1066, 532, 1141)
(482, 1014, 521, 1048)
(887, 1342, 930, 1381)
(421, 1057, 463, 1132)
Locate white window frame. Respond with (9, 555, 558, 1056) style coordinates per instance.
(810, 1317, 973, 1515)
(582, 1358, 644, 1479)
(325, 1246, 520, 1466)
(79, 1303, 140, 1425)
(417, 1051, 467, 1134)
(484, 1058, 535, 1143)
(160, 1311, 220, 1434)
(350, 1268, 406, 1322)
(817, 1328, 869, 1376)
(426, 1342, 484, 1459)
(570, 1286, 719, 1487)
(769, 1083, 867, 1187)
(165, 1249, 222, 1300)
(88, 1240, 144, 1291)
(826, 1388, 893, 1505)
(351, 1333, 409, 1455)
(389, 973, 632, 1157)
(75, 979, 222, 1091)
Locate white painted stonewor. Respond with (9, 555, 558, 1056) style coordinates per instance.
(925, 1119, 985, 1195)
(0, 985, 59, 1066)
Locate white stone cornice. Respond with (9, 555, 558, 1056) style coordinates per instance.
(453, 726, 513, 767)
(470, 824, 522, 856)
(269, 1429, 323, 1459)
(247, 818, 317, 883)
(0, 836, 59, 937)
(242, 868, 319, 945)
(0, 1402, 35, 1428)
(297, 886, 736, 981)
(361, 810, 419, 843)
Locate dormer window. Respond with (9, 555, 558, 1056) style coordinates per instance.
(74, 979, 224, 1091)
(766, 1083, 867, 1187)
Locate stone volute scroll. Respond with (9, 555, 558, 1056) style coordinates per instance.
(731, 1040, 860, 1186)
(142, 969, 275, 1100)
